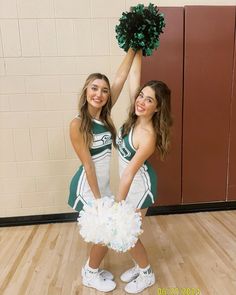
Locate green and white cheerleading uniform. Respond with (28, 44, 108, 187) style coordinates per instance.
(116, 127, 157, 209)
(68, 117, 113, 212)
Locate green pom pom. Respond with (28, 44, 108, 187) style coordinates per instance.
(115, 3, 165, 56)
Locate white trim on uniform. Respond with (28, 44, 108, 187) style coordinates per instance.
(92, 149, 111, 161)
(128, 127, 137, 152)
(140, 165, 154, 203)
(92, 118, 105, 125)
(75, 169, 87, 200)
(74, 116, 104, 126)
(137, 190, 153, 209)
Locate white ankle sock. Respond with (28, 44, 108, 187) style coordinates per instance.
(85, 259, 98, 274)
(138, 265, 152, 275)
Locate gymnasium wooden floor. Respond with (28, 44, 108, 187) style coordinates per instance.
(0, 210, 236, 295)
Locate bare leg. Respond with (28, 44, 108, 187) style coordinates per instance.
(129, 208, 149, 268)
(88, 244, 108, 268)
(120, 207, 155, 289)
(82, 245, 116, 292)
(139, 208, 148, 218)
(129, 239, 149, 268)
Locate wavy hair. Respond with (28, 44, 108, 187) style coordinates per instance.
(78, 73, 117, 147)
(122, 80, 172, 160)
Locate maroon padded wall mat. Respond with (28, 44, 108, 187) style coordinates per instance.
(182, 6, 235, 203)
(142, 7, 184, 205)
(228, 8, 236, 201)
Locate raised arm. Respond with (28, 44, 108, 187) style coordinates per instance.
(111, 48, 136, 107)
(129, 49, 142, 103)
(70, 118, 101, 199)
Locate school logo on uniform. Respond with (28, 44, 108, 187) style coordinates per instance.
(116, 135, 131, 158)
(92, 132, 112, 149)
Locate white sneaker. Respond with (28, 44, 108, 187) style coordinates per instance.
(81, 267, 116, 292)
(124, 271, 155, 294)
(120, 266, 139, 283)
(98, 268, 114, 280)
(84, 258, 114, 280)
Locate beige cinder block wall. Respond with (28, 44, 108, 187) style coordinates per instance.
(0, 0, 235, 218)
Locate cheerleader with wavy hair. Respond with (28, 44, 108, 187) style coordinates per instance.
(116, 50, 172, 293)
(68, 49, 136, 292)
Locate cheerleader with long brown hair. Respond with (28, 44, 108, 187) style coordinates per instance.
(116, 50, 172, 293)
(68, 49, 136, 292)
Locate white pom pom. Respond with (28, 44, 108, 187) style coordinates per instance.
(106, 201, 143, 252)
(77, 196, 114, 245)
(77, 197, 143, 252)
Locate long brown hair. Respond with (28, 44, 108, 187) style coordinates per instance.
(78, 73, 117, 147)
(122, 80, 172, 160)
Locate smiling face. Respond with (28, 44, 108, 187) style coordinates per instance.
(135, 86, 158, 119)
(86, 79, 110, 110)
